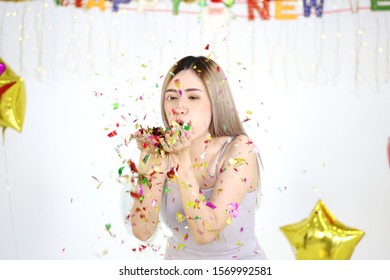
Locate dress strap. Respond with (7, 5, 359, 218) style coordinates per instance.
(214, 135, 237, 176)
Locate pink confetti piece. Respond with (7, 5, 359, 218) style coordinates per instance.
(206, 201, 216, 209)
(227, 202, 240, 218)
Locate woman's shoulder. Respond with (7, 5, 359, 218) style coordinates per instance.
(222, 134, 257, 160)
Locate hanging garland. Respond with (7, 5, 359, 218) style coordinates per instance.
(49, 0, 390, 20)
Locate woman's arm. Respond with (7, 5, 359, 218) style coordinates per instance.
(130, 151, 168, 241)
(171, 135, 259, 245)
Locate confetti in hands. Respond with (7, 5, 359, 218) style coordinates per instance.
(131, 120, 192, 157)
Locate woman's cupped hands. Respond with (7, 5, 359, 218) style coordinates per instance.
(132, 120, 192, 157)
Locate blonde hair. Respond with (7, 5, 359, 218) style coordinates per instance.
(160, 56, 247, 137)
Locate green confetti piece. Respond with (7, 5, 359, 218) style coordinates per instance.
(223, 124, 227, 131)
(105, 224, 112, 231)
(163, 186, 172, 193)
(139, 195, 145, 202)
(139, 177, 150, 185)
(143, 154, 150, 164)
(194, 216, 201, 220)
(113, 102, 119, 110)
(118, 166, 125, 176)
(183, 124, 191, 131)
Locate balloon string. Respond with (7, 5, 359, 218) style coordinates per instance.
(2, 138, 20, 259)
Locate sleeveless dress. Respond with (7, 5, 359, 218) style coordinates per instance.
(160, 137, 267, 260)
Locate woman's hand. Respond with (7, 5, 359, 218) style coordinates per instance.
(132, 128, 165, 155)
(159, 124, 192, 156)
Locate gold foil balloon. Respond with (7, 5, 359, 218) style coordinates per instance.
(0, 58, 26, 135)
(280, 200, 365, 260)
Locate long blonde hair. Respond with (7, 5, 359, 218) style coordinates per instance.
(160, 56, 247, 137)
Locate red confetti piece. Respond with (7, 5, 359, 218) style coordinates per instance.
(127, 160, 139, 173)
(204, 43, 209, 50)
(107, 130, 117, 137)
(130, 191, 142, 199)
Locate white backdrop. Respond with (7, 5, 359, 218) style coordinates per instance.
(1, 0, 390, 260)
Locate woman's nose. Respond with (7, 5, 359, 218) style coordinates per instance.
(175, 98, 188, 115)
(175, 106, 188, 115)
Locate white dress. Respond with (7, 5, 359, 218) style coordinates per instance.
(160, 136, 267, 260)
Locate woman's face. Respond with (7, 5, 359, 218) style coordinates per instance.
(163, 69, 212, 140)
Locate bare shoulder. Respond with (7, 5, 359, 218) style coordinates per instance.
(222, 134, 258, 165)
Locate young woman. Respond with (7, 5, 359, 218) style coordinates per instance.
(130, 56, 266, 260)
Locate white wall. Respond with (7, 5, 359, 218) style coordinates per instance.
(1, 0, 390, 259)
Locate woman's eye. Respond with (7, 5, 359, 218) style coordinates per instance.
(189, 96, 199, 100)
(167, 96, 177, 101)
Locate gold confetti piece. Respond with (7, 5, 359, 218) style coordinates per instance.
(176, 212, 185, 222)
(177, 244, 184, 250)
(180, 181, 189, 190)
(226, 216, 232, 225)
(141, 63, 147, 68)
(186, 201, 198, 209)
(96, 181, 103, 189)
(246, 110, 252, 115)
(174, 79, 180, 88)
(228, 158, 247, 168)
(236, 241, 242, 246)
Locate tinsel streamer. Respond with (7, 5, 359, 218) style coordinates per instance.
(351, 13, 364, 96)
(34, 0, 45, 81)
(19, 4, 27, 76)
(374, 17, 380, 93)
(0, 2, 7, 56)
(332, 13, 341, 86)
(264, 22, 283, 92)
(283, 23, 290, 91)
(314, 20, 328, 85)
(2, 142, 20, 259)
(65, 8, 80, 77)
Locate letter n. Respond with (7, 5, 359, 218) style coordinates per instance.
(247, 0, 270, 21)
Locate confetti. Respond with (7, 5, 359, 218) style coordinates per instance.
(118, 166, 125, 176)
(127, 159, 139, 173)
(107, 130, 117, 137)
(186, 201, 198, 209)
(206, 201, 217, 209)
(204, 43, 209, 50)
(142, 154, 150, 164)
(228, 158, 247, 168)
(227, 202, 240, 218)
(176, 212, 185, 222)
(113, 102, 119, 110)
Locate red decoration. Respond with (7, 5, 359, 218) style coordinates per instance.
(247, 0, 270, 21)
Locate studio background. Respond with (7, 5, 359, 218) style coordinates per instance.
(1, 0, 390, 259)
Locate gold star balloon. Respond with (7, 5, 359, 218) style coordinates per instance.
(0, 57, 26, 137)
(280, 200, 365, 260)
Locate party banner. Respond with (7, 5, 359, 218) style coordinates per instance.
(51, 0, 389, 19)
